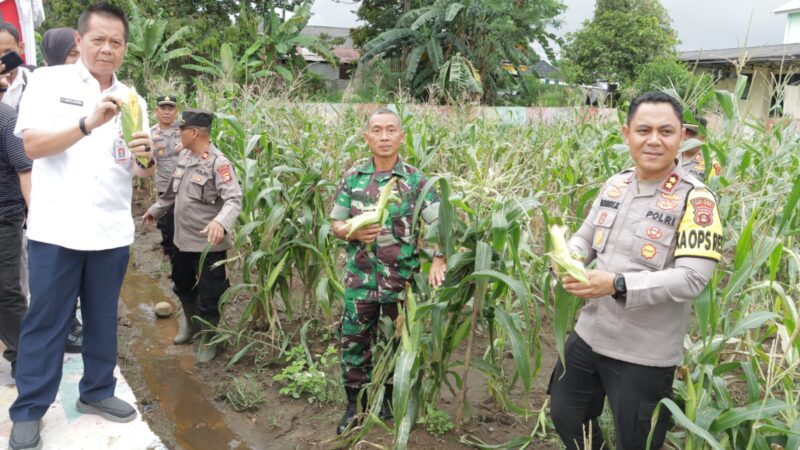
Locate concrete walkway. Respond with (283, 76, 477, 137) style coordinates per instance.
(0, 354, 165, 450)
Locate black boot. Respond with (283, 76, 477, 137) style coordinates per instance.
(65, 316, 83, 354)
(379, 384, 393, 420)
(337, 387, 365, 435)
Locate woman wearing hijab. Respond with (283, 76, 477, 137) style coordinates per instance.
(40, 27, 79, 66)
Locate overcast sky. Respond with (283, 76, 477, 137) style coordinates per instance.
(309, 0, 793, 52)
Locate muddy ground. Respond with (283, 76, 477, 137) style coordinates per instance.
(119, 189, 563, 450)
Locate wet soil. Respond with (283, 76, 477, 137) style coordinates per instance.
(119, 189, 562, 449)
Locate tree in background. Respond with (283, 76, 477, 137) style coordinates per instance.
(361, 0, 564, 104)
(560, 0, 677, 87)
(630, 56, 716, 113)
(350, 0, 405, 51)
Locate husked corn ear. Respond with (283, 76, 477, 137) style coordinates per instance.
(345, 177, 401, 238)
(120, 89, 148, 166)
(547, 224, 589, 284)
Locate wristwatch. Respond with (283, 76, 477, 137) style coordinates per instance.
(612, 273, 627, 300)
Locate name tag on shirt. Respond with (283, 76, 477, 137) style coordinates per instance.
(60, 97, 84, 107)
(113, 137, 129, 164)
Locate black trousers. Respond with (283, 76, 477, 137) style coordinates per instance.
(548, 333, 674, 450)
(0, 214, 27, 364)
(155, 194, 176, 259)
(171, 250, 229, 322)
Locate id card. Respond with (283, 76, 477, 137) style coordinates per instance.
(113, 137, 129, 164)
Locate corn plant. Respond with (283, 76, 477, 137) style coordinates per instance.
(172, 74, 798, 447)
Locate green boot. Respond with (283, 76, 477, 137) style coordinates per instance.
(173, 299, 200, 345)
(195, 315, 219, 364)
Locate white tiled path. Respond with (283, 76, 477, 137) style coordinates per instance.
(0, 354, 165, 450)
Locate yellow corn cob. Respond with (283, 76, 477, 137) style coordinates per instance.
(119, 88, 148, 166)
(345, 177, 401, 239)
(547, 224, 589, 284)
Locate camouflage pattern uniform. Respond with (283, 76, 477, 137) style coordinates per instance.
(330, 157, 439, 388)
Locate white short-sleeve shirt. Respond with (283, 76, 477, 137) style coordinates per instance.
(16, 60, 149, 251)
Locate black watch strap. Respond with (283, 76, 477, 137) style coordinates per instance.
(612, 273, 627, 299)
(79, 116, 91, 136)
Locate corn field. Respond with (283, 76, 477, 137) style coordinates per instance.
(182, 79, 800, 449)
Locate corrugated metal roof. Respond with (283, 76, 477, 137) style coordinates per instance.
(679, 43, 800, 65)
(774, 0, 800, 14)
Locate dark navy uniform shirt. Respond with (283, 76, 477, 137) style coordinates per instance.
(0, 102, 30, 218)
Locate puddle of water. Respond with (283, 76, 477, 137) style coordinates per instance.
(120, 267, 247, 450)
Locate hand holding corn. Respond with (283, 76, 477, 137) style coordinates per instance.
(343, 177, 401, 240)
(547, 224, 589, 284)
(83, 96, 121, 133)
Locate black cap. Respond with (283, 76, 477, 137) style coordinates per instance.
(179, 108, 213, 129)
(156, 95, 178, 107)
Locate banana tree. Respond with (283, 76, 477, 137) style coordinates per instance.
(124, 0, 193, 89)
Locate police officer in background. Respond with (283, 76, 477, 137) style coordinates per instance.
(680, 116, 722, 183)
(549, 92, 723, 450)
(143, 109, 241, 363)
(151, 95, 181, 259)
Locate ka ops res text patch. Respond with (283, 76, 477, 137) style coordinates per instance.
(675, 189, 723, 261)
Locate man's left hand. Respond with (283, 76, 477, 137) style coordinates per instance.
(562, 269, 615, 299)
(200, 220, 225, 245)
(129, 130, 154, 162)
(429, 256, 446, 288)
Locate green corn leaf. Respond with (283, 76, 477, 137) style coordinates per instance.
(709, 399, 795, 434)
(725, 311, 776, 340)
(494, 308, 531, 393)
(647, 399, 724, 450)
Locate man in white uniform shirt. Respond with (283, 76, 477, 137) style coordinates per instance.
(7, 4, 155, 450)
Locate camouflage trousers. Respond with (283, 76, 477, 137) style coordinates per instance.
(340, 297, 399, 388)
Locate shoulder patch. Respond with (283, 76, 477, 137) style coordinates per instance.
(661, 173, 680, 192)
(216, 164, 233, 183)
(675, 189, 722, 261)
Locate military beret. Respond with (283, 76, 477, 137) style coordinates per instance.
(156, 95, 178, 107)
(179, 108, 214, 129)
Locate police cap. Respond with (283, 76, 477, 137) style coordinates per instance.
(156, 95, 178, 107)
(179, 108, 214, 129)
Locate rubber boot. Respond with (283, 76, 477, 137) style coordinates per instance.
(173, 298, 200, 345)
(379, 384, 393, 420)
(337, 387, 365, 435)
(195, 315, 219, 364)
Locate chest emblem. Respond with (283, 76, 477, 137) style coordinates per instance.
(646, 226, 662, 240)
(641, 244, 657, 260)
(656, 199, 677, 211)
(598, 211, 608, 225)
(594, 229, 604, 246)
(606, 186, 622, 198)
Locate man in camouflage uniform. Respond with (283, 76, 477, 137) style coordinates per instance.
(330, 108, 446, 434)
(680, 116, 722, 183)
(143, 109, 242, 363)
(151, 95, 181, 259)
(549, 92, 723, 450)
